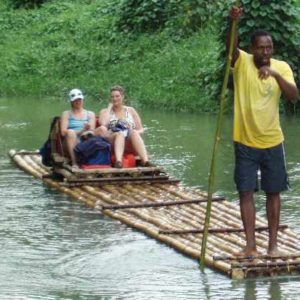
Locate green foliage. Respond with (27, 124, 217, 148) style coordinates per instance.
(238, 0, 300, 79)
(237, 0, 300, 111)
(0, 0, 299, 113)
(0, 0, 223, 112)
(210, 0, 300, 113)
(116, 0, 168, 33)
(6, 0, 49, 9)
(116, 0, 225, 36)
(165, 0, 225, 37)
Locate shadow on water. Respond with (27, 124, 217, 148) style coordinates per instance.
(1, 96, 300, 299)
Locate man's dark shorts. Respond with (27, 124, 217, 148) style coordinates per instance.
(234, 142, 289, 193)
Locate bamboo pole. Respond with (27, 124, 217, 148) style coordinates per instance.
(160, 225, 288, 235)
(102, 196, 225, 210)
(99, 198, 231, 273)
(122, 184, 250, 256)
(97, 186, 214, 257)
(52, 167, 74, 179)
(62, 178, 180, 186)
(152, 173, 299, 262)
(214, 253, 300, 261)
(63, 164, 164, 174)
(64, 175, 173, 184)
(30, 154, 51, 173)
(143, 185, 251, 253)
(200, 1, 241, 271)
(232, 260, 300, 269)
(9, 150, 43, 179)
(23, 155, 48, 176)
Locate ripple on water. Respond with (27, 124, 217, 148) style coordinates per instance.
(1, 122, 30, 129)
(49, 234, 210, 299)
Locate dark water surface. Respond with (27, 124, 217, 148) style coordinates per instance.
(1, 96, 300, 299)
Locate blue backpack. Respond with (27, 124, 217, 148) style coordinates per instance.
(74, 137, 111, 165)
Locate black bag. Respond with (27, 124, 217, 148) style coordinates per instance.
(39, 140, 52, 166)
(39, 116, 60, 166)
(74, 137, 111, 165)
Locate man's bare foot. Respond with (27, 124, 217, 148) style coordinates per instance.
(233, 247, 258, 257)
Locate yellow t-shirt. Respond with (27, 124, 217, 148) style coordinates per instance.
(233, 49, 296, 149)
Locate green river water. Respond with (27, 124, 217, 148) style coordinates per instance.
(1, 96, 300, 299)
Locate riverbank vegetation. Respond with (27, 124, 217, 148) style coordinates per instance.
(0, 0, 299, 112)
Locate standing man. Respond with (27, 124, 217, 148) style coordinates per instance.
(229, 7, 298, 256)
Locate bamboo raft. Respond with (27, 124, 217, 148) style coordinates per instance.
(9, 149, 300, 279)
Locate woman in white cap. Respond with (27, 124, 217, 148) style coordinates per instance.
(60, 88, 95, 167)
(95, 85, 151, 168)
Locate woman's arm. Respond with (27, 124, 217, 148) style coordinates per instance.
(130, 107, 144, 134)
(87, 111, 96, 130)
(60, 111, 69, 137)
(98, 108, 110, 127)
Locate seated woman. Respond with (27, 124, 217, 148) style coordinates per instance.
(60, 88, 95, 167)
(95, 85, 151, 168)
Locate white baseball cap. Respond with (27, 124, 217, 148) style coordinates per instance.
(69, 88, 84, 102)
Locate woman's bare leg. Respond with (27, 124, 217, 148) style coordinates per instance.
(65, 130, 78, 166)
(128, 130, 148, 163)
(95, 128, 125, 167)
(95, 125, 109, 138)
(113, 132, 125, 163)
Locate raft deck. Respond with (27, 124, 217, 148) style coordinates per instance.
(9, 149, 300, 279)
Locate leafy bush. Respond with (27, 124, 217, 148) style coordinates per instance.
(239, 1, 299, 78)
(116, 0, 167, 33)
(209, 0, 300, 112)
(6, 0, 49, 9)
(165, 0, 225, 37)
(116, 0, 224, 36)
(0, 0, 298, 113)
(238, 0, 300, 111)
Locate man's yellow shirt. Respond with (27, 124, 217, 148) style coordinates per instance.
(232, 50, 296, 149)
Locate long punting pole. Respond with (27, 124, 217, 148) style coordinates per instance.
(200, 1, 241, 271)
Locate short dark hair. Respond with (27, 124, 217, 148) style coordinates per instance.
(250, 30, 272, 45)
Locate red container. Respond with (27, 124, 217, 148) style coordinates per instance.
(111, 153, 136, 168)
(123, 153, 136, 168)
